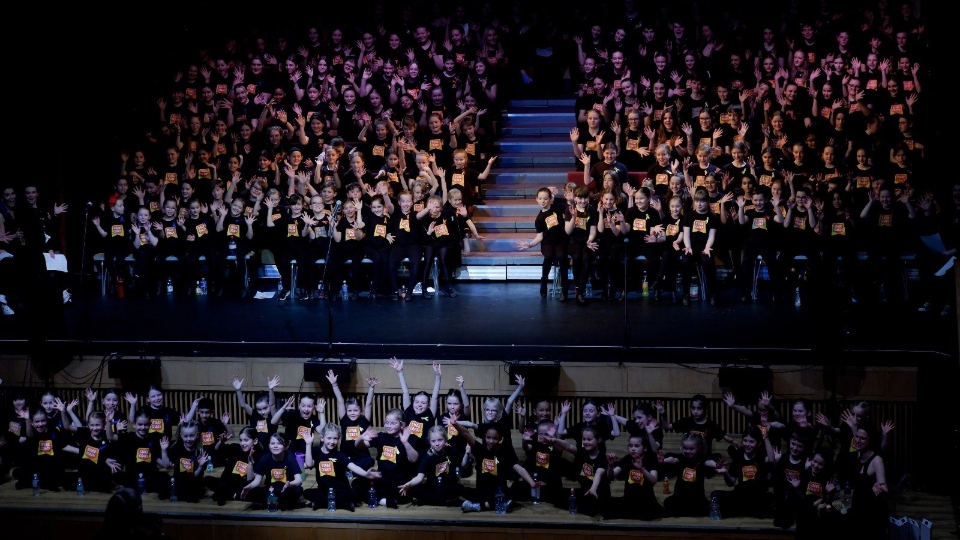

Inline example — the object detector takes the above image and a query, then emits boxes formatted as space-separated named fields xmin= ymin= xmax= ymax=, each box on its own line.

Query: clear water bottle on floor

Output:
xmin=138 ymin=473 xmax=146 ymax=496
xmin=642 ymin=271 xmax=649 ymax=298
xmin=794 ymin=286 xmax=802 ymax=307
xmin=368 ymin=482 xmax=378 ymax=508
xmin=341 ymin=280 xmax=349 ymax=300
xmin=585 ymin=280 xmax=593 ymax=298
xmin=200 ymin=278 xmax=207 ymax=295
xmin=455 ymin=466 xmax=461 ymax=484
xmin=494 ymin=487 xmax=506 ymax=514
xmin=32 ymin=474 xmax=40 ymax=497
xmin=327 ymin=487 xmax=336 ymax=512
xmin=166 ymin=278 xmax=173 ymax=294
xmin=690 ymin=277 xmax=700 ymax=300
xmin=530 ymin=473 xmax=541 ymax=505
xmin=568 ymin=488 xmax=577 ymax=515
xmin=169 ymin=477 xmax=178 ymax=503
xmin=709 ymin=492 xmax=721 ymax=520
xmin=267 ymin=486 xmax=279 ymax=513
xmin=206 ymin=460 xmax=214 ymax=474
xmin=77 ymin=478 xmax=85 ymax=497
xmin=675 ymin=275 xmax=683 ymax=294
xmin=195 ymin=280 xmax=202 ymax=296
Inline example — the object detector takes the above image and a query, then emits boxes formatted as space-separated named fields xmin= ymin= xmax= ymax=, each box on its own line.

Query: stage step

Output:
xmin=502 ymin=111 xmax=570 ymax=125
xmin=501 ymin=125 xmax=571 ymax=136
xmin=509 ymin=98 xmax=577 ymax=108
xmin=498 ymin=153 xmax=575 ymax=166
xmin=473 ymin=216 xmax=535 ymax=232
xmin=498 ymin=138 xmax=572 ymax=153
xmin=490 ymin=169 xmax=570 ymax=184
xmin=472 ymin=200 xmax=539 ymax=216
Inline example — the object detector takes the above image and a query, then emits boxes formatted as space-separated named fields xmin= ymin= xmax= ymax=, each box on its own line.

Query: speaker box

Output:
xmin=718 ymin=366 xmax=772 ymax=402
xmin=507 ymin=362 xmax=561 ymax=393
xmin=108 ymin=358 xmax=162 ymax=382
xmin=304 ymin=359 xmax=356 ymax=385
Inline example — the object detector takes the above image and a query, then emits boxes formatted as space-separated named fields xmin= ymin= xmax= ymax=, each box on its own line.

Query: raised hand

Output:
xmin=389 ymin=357 xmax=403 ymax=372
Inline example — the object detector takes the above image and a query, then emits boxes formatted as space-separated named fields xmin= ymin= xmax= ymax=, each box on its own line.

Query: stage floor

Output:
xmin=2 ymin=281 xmax=957 ymax=363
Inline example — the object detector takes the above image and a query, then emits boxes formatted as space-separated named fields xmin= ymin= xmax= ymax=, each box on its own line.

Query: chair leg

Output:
xmin=551 ymin=261 xmax=560 ymax=297
xmin=751 ymin=258 xmax=761 ymax=301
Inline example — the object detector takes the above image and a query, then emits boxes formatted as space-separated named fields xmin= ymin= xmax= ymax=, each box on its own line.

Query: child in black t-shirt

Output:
xmin=603 ymin=434 xmax=662 ymax=520
xmin=518 ymin=187 xmax=569 ymax=300
xmin=231 ymin=375 xmax=279 ymax=448
xmin=660 ymin=433 xmax=723 ymax=517
xmin=242 ymin=433 xmax=303 ymax=510
xmin=325 ymin=369 xmax=377 ymax=469
xmin=656 ymin=394 xmax=736 ymax=457
xmin=543 ymin=425 xmax=610 ymax=517
xmin=164 ymin=421 xmax=210 ymax=502
xmin=303 ymin=425 xmax=381 ymax=511
xmin=195 ymin=398 xmax=233 ymax=467
xmin=454 ymin=419 xmax=540 ymax=512
xmin=737 ymin=185 xmax=785 ymax=301
xmin=400 ymin=425 xmax=469 ymax=506
xmin=63 ymin=407 xmax=123 ymax=492
xmin=681 ymin=187 xmax=719 ymax=305
xmin=356 ymin=408 xmax=420 ymax=507
xmin=714 ymin=426 xmax=775 ymax=519
xmin=208 ymin=427 xmax=263 ymax=506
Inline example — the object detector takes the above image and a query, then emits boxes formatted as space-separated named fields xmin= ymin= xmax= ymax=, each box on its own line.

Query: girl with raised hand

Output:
xmin=326 ymin=369 xmax=378 ymax=469
xmin=660 ymin=433 xmax=724 ymax=517
xmin=391 ymin=357 xmax=441 ymax=453
xmin=542 ymin=425 xmax=610 ymax=517
xmin=603 ymin=434 xmax=662 ymax=520
xmin=231 ymin=375 xmax=279 ymax=447
xmin=453 ymin=418 xmax=541 ymax=513
xmin=164 ymin=420 xmax=211 ymax=502
xmin=456 ymin=374 xmax=525 ymax=448
xmin=517 ymin=187 xmax=569 ymax=300
xmin=124 ymin=385 xmax=189 ymax=441
xmin=302 ymin=425 xmax=381 ymax=512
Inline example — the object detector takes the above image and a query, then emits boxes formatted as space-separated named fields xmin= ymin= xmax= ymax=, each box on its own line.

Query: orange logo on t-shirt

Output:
xmin=8 ymin=421 xmax=20 ymax=436
xmin=287 ymin=223 xmax=298 ymax=237
xmin=465 ymin=143 xmax=476 ymax=155
xmin=692 ymin=220 xmax=707 ymax=233
xmin=381 ymin=446 xmax=398 ymax=463
xmin=806 ymin=481 xmax=823 ymax=496
xmin=345 ymin=426 xmax=361 ymax=441
xmin=575 ymin=217 xmax=587 ymax=229
xmin=793 ymin=216 xmax=807 ymax=229
xmin=345 ymin=228 xmax=357 ymax=240
xmin=164 ymin=226 xmax=177 ymax=239
xmin=832 ymin=223 xmax=846 ymax=236
xmin=372 ymin=145 xmax=385 ymax=157
xmin=375 ymin=224 xmax=387 ymax=237
xmin=228 ymin=223 xmax=240 ymax=237
xmin=656 ymin=173 xmax=669 ymax=185
xmin=232 ymin=461 xmax=249 ymax=476
xmin=856 ymin=177 xmax=870 ymax=188
xmin=536 ymin=452 xmax=550 ymax=468
xmin=753 ymin=217 xmax=767 ymax=230
xmin=626 ymin=139 xmax=638 ymax=151
xmin=179 ymin=458 xmax=194 ymax=473
xmin=666 ymin=224 xmax=679 ymax=237
xmin=436 ymin=460 xmax=449 ymax=476
xmin=429 ymin=139 xmax=443 ymax=150
xmin=545 ymin=213 xmax=559 ymax=229
xmin=137 ymin=448 xmax=151 ymax=463
xmin=202 ymin=432 xmax=215 ymax=446
xmin=628 ymin=469 xmax=644 ymax=484
xmin=38 ymin=440 xmax=54 ymax=456
xmin=742 ymin=465 xmax=757 ymax=481
xmin=682 ymin=467 xmax=697 ymax=482
xmin=408 ymin=421 xmax=423 ymax=436
xmin=759 ymin=175 xmax=772 ymax=187
xmin=894 ymin=174 xmax=907 ymax=184
xmin=581 ymin=463 xmax=595 ymax=479
xmin=319 ymin=461 xmax=335 ymax=476
xmin=434 ymin=223 xmax=449 ymax=236
xmin=256 ymin=419 xmax=268 ymax=433
xmin=452 ymin=173 xmax=465 ymax=186
xmin=585 ymin=141 xmax=598 ymax=151
xmin=271 ymin=468 xmax=287 ymax=483
xmin=482 ymin=458 xmax=498 ymax=475
xmin=149 ymin=419 xmax=164 ymax=434
xmin=296 ymin=426 xmax=311 ymax=440
xmin=878 ymin=214 xmax=892 ymax=226
xmin=695 ymin=176 xmax=706 ymax=187
xmin=446 ymin=423 xmax=457 ymax=439
xmin=633 ymin=218 xmax=647 ymax=232
xmin=111 ymin=225 xmax=124 ymax=237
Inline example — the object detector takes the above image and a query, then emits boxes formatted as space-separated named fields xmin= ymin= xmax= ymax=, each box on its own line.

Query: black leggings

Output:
xmin=389 ymin=244 xmax=423 ymax=291
xmin=568 ymin=241 xmax=591 ymax=293
xmin=364 ymin=245 xmax=392 ymax=294
xmin=423 ymin=244 xmax=453 ymax=287
xmin=682 ymin=250 xmax=716 ymax=298
xmin=540 ymin=242 xmax=569 ymax=294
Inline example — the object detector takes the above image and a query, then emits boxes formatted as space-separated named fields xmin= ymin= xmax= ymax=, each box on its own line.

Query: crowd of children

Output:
xmin=0 ymin=366 xmax=898 ymax=535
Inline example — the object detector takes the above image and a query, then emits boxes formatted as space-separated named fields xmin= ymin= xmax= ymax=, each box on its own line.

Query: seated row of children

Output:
xmin=0 ymin=364 xmax=892 ymax=534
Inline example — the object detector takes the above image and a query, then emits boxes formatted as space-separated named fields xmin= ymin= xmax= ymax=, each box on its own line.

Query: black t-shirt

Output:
xmin=253 ymin=451 xmax=302 ymax=489
xmin=167 ymin=440 xmax=204 ymax=481
xmin=338 ymin=414 xmax=372 ymax=460
xmin=568 ymin=207 xmax=598 ymax=243
xmin=277 ymin=410 xmax=322 ymax=454
xmin=218 ymin=442 xmax=263 ymax=483
xmin=615 ymin=453 xmax=660 ymax=501
xmin=472 ymin=440 xmax=519 ymax=495
xmin=663 ymin=454 xmax=709 ymax=499
xmin=369 ymin=432 xmax=414 ymax=484
xmin=669 ymin=417 xmax=726 ymax=454
xmin=535 ymin=208 xmax=567 ymax=245
xmin=388 ymin=210 xmax=422 ymax=246
xmin=421 ymin=210 xmax=459 ymax=247
xmin=572 ymin=448 xmax=609 ymax=497
xmin=682 ymin=211 xmax=718 ymax=251
xmin=139 ymin=405 xmax=181 ymax=440
xmin=75 ymin=428 xmax=113 ymax=473
xmin=117 ymin=432 xmax=164 ymax=474
xmin=311 ymin=448 xmax=354 ymax=492
xmin=742 ymin=205 xmax=779 ymax=246
xmin=403 ymin=405 xmax=436 ymax=451
xmin=625 ymin=207 xmax=662 ymax=244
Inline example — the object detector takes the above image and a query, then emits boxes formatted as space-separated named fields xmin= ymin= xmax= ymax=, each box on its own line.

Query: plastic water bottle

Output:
xmin=675 ymin=274 xmax=682 ymax=294
xmin=840 ymin=482 xmax=851 ymax=514
xmin=709 ymin=492 xmax=721 ymax=520
xmin=138 ymin=473 xmax=146 ymax=496
xmin=77 ymin=478 xmax=85 ymax=498
xmin=568 ymin=488 xmax=577 ymax=515
xmin=166 ymin=278 xmax=173 ymax=294
xmin=32 ymin=474 xmax=40 ymax=497
xmin=662 ymin=476 xmax=670 ymax=494
xmin=341 ymin=280 xmax=349 ymax=300
xmin=267 ymin=486 xmax=279 ymax=513
xmin=455 ymin=466 xmax=461 ymax=484
xmin=794 ymin=286 xmax=801 ymax=307
xmin=400 ymin=285 xmax=407 ymax=300
xmin=642 ymin=271 xmax=649 ymax=298
xmin=585 ymin=280 xmax=593 ymax=298
xmin=368 ymin=482 xmax=378 ymax=508
xmin=531 ymin=473 xmax=541 ymax=505
xmin=206 ymin=460 xmax=214 ymax=474
xmin=195 ymin=280 xmax=202 ymax=296
xmin=327 ymin=487 xmax=336 ymax=512
xmin=200 ymin=277 xmax=207 ymax=295
xmin=690 ymin=277 xmax=700 ymax=300
xmin=169 ymin=477 xmax=178 ymax=503
xmin=494 ymin=487 xmax=506 ymax=514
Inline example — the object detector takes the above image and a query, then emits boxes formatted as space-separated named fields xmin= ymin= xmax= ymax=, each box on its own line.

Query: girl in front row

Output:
xmin=660 ymin=433 xmax=723 ymax=517
xmin=542 ymin=425 xmax=610 ymax=517
xmin=208 ymin=427 xmax=263 ymax=506
xmin=452 ymin=417 xmax=541 ymax=512
xmin=518 ymin=187 xmax=569 ymax=300
xmin=303 ymin=425 xmax=381 ymax=511
xmin=356 ymin=408 xmax=420 ymax=508
xmin=391 ymin=358 xmax=441 ymax=452
xmin=164 ymin=420 xmax=211 ymax=502
xmin=241 ymin=433 xmax=303 ymax=510
xmin=604 ymin=434 xmax=662 ymax=520
xmin=400 ymin=425 xmax=469 ymax=506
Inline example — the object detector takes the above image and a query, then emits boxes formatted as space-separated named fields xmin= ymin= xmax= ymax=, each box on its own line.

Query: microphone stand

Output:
xmin=321 ymin=202 xmax=342 ymax=357
xmin=80 ymin=203 xmax=92 ymax=351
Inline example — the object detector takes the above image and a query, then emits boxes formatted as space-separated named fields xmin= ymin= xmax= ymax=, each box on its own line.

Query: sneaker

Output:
xmin=446 ymin=286 xmax=458 ymax=298
xmin=412 ymin=282 xmax=423 ymax=295
xmin=0 ymin=294 xmax=7 ymax=304
xmin=279 ymin=289 xmax=291 ymax=301
xmin=461 ymin=500 xmax=481 ymax=513
xmin=576 ymin=294 xmax=586 ymax=305
xmin=918 ymin=301 xmax=932 ymax=312
xmin=2 ymin=304 xmax=13 ymax=316
xmin=942 ymin=305 xmax=954 ymax=317
xmin=426 ymin=286 xmax=436 ymax=294
xmin=423 ymin=289 xmax=433 ymax=299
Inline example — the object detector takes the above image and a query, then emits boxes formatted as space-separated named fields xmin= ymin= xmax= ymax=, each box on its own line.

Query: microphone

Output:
xmin=86 ymin=201 xmax=94 ymax=207
xmin=333 ymin=200 xmax=342 ymax=210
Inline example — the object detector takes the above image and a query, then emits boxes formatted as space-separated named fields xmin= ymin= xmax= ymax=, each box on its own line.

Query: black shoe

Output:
xmin=279 ymin=289 xmax=291 ymax=300
xmin=560 ymin=291 xmax=567 ymax=302
xmin=346 ymin=501 xmax=355 ymax=512
xmin=386 ymin=498 xmax=399 ymax=509
xmin=709 ymin=295 xmax=716 ymax=306
xmin=423 ymin=290 xmax=433 ymax=299
xmin=310 ymin=501 xmax=319 ymax=511
xmin=446 ymin=286 xmax=458 ymax=298
xmin=540 ymin=288 xmax=547 ymax=298
xmin=350 ymin=291 xmax=360 ymax=301
xmin=404 ymin=292 xmax=413 ymax=301
xmin=576 ymin=294 xmax=586 ymax=305
xmin=682 ymin=295 xmax=690 ymax=306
